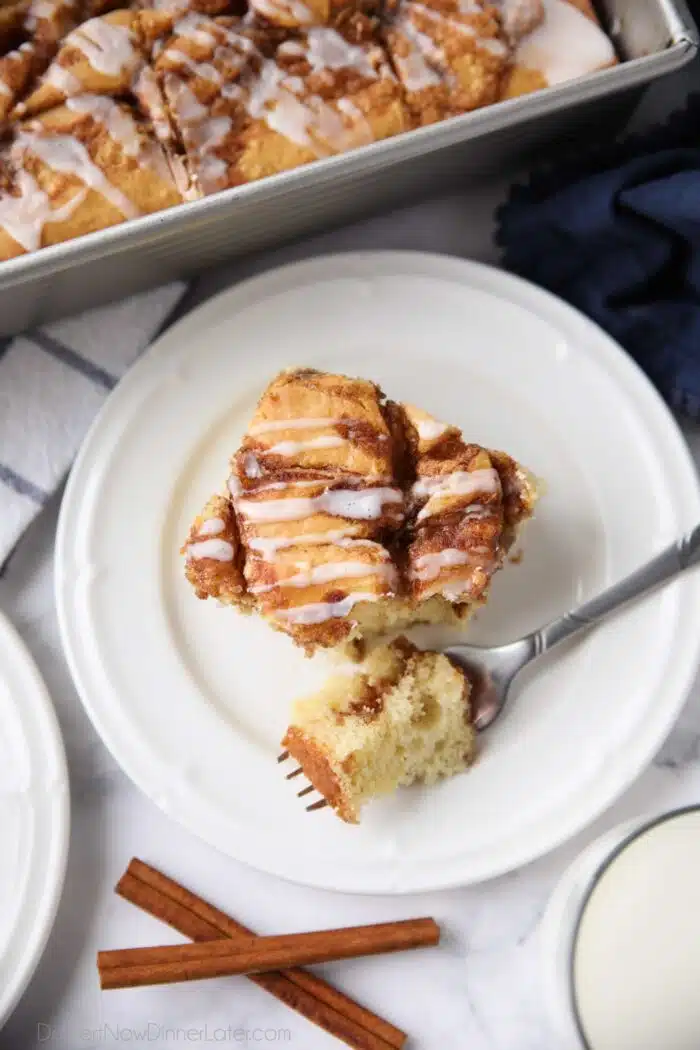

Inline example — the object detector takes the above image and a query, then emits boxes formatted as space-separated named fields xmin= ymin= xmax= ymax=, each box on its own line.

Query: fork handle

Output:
xmin=532 ymin=522 xmax=700 ymax=655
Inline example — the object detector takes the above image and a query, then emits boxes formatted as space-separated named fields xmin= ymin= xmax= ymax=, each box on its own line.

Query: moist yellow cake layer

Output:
xmin=282 ymin=637 xmax=477 ymax=822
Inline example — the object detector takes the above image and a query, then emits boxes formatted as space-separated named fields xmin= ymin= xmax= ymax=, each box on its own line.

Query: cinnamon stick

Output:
xmin=116 ymin=859 xmax=407 ymax=1050
xmin=99 ymin=918 xmax=439 ymax=990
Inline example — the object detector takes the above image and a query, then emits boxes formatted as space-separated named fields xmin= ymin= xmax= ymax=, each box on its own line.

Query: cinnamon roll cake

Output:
xmin=0 ymin=0 xmax=617 ymax=261
xmin=183 ymin=367 xmax=539 ymax=654
xmin=281 ymin=636 xmax=476 ymax=823
xmin=500 ymin=0 xmax=616 ymax=100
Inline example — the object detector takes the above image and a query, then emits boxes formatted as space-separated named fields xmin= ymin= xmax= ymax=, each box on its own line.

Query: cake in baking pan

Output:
xmin=381 ymin=0 xmax=508 ymax=127
xmin=501 ymin=0 xmax=616 ymax=100
xmin=183 ymin=367 xmax=539 ymax=655
xmin=0 ymin=0 xmax=616 ymax=260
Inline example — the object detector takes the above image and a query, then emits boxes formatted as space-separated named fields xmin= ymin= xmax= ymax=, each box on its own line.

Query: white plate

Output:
xmin=0 ymin=610 xmax=69 ymax=1023
xmin=56 ymin=252 xmax=700 ymax=894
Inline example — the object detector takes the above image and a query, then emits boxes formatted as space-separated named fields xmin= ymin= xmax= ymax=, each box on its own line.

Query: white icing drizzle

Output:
xmin=236 ymin=486 xmax=402 ymax=523
xmin=163 ymin=34 xmax=255 ymax=192
xmin=68 ymin=17 xmax=139 ymax=79
xmin=246 ymin=64 xmax=323 ymax=152
xmin=45 ymin=63 xmax=82 ymax=95
xmin=67 ymin=96 xmax=141 ymax=156
xmin=187 ymin=538 xmax=234 ymax=560
xmin=394 ymin=0 xmax=508 ymax=90
xmin=153 ymin=0 xmax=192 ymax=12
xmin=442 ymin=580 xmax=475 ymax=601
xmin=410 ymin=547 xmax=469 ymax=581
xmin=411 ymin=2 xmax=475 ymax=36
xmin=197 ymin=153 xmax=228 ymax=192
xmin=17 ymin=132 xmax=139 ymax=219
xmin=265 ymin=435 xmax=345 ymax=456
xmin=0 ymin=79 xmax=13 ymax=98
xmin=251 ymin=0 xmax=315 ymax=24
xmin=221 ymin=81 xmax=244 ymax=101
xmin=250 ymin=559 xmax=396 ymax=594
xmin=413 ymin=468 xmax=500 ymax=500
xmin=68 ymin=95 xmax=174 ymax=186
xmin=247 ymin=32 xmax=380 ymax=155
xmin=0 ymin=168 xmax=84 ymax=252
xmin=412 ymin=0 xmax=507 ymax=53
xmin=301 ymin=29 xmax=378 ymax=79
xmin=25 ymin=0 xmax=69 ymax=29
xmin=173 ymin=13 xmax=217 ymax=47
xmin=249 ymin=416 xmax=342 ymax=435
xmin=248 ymin=532 xmax=388 ymax=558
xmin=416 ymin=417 xmax=449 ymax=441
xmin=273 ymin=591 xmax=378 ymax=624
xmin=479 ymin=36 xmax=508 ymax=55
xmin=417 ymin=500 xmax=491 ymax=524
xmin=243 ymin=451 xmax=262 ymax=478
xmin=164 ymin=48 xmax=223 ymax=84
xmin=165 ymin=74 xmax=208 ymax=122
xmin=494 ymin=0 xmax=543 ymax=41
xmin=246 ymin=480 xmax=323 ymax=491
xmin=197 ymin=516 xmax=226 ymax=536
xmin=30 ymin=0 xmax=58 ymax=19
xmin=185 ymin=114 xmax=232 ymax=150
xmin=514 ymin=0 xmax=614 ymax=85
xmin=173 ymin=14 xmax=257 ymax=70
xmin=392 ymin=15 xmax=443 ymax=90
xmin=133 ymin=66 xmax=173 ymax=143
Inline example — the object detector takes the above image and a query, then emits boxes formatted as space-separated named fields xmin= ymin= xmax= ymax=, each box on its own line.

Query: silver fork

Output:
xmin=446 ymin=524 xmax=700 ymax=731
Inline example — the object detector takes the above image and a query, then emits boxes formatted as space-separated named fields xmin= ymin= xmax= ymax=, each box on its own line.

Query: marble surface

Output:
xmin=2 ymin=63 xmax=700 ymax=1050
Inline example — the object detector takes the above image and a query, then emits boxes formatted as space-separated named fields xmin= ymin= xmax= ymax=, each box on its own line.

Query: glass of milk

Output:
xmin=540 ymin=806 xmax=700 ymax=1050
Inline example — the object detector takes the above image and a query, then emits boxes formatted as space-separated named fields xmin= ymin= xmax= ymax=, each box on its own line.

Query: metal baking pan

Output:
xmin=0 ymin=0 xmax=696 ymax=336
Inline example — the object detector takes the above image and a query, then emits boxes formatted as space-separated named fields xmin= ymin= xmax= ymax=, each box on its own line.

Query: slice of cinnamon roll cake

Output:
xmin=281 ymin=637 xmax=476 ymax=823
xmin=183 ymin=367 xmax=540 ymax=655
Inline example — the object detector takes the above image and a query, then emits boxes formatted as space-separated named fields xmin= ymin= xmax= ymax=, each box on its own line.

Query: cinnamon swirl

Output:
xmin=183 ymin=367 xmax=540 ymax=654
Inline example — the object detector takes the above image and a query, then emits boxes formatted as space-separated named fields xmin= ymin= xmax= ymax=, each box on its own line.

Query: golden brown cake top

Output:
xmin=182 ymin=493 xmax=247 ymax=600
xmin=382 ymin=0 xmax=507 ymax=126
xmin=492 ymin=0 xmax=543 ymax=42
xmin=248 ymin=0 xmax=379 ymax=31
xmin=0 ymin=0 xmax=618 ymax=262
xmin=237 ymin=368 xmax=398 ymax=479
xmin=16 ymin=9 xmax=146 ymax=118
xmin=226 ymin=369 xmax=404 ymax=647
xmin=403 ymin=402 xmax=505 ymax=603
xmin=0 ymin=94 xmax=182 ymax=257
xmin=501 ymin=0 xmax=615 ymax=99
xmin=184 ymin=368 xmax=539 ymax=653
xmin=144 ymin=13 xmax=406 ymax=193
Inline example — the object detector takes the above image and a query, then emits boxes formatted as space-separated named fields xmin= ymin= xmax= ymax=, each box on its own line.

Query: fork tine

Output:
xmin=286 ymin=766 xmax=303 ymax=780
xmin=297 ymin=783 xmax=315 ymax=798
xmin=277 ymin=750 xmax=289 ymax=763
xmin=306 ymin=798 xmax=329 ymax=812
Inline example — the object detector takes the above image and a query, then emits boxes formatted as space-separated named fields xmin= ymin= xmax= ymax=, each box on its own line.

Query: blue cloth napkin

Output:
xmin=496 ymin=96 xmax=700 ymax=419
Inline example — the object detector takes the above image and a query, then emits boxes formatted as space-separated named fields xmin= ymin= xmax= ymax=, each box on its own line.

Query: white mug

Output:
xmin=540 ymin=805 xmax=700 ymax=1050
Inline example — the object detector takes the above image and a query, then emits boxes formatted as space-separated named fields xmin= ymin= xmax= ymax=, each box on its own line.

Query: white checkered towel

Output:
xmin=0 ymin=282 xmax=186 ymax=570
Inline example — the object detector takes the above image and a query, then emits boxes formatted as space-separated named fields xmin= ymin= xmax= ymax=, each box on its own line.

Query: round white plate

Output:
xmin=56 ymin=252 xmax=700 ymax=893
xmin=0 ymin=610 xmax=69 ymax=1023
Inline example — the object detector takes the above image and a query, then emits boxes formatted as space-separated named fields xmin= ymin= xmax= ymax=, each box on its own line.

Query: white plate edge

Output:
xmin=0 ymin=610 xmax=70 ymax=1024
xmin=55 ymin=251 xmax=700 ymax=893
